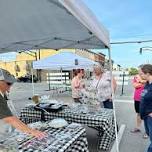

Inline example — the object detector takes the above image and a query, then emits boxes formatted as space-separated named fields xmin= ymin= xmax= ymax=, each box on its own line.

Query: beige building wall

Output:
xmin=0 ymin=49 xmax=74 ymax=77
xmin=0 ymin=49 xmax=59 ymax=77
xmin=75 ymin=49 xmax=105 ymax=64
xmin=0 ymin=60 xmax=29 ymax=77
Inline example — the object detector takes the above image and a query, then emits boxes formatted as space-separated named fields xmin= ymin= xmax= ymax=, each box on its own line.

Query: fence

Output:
xmin=46 ymin=71 xmax=71 ymax=93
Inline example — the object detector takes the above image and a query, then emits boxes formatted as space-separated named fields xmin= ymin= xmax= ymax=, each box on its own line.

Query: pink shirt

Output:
xmin=71 ymin=76 xmax=83 ymax=98
xmin=133 ymin=76 xmax=144 ymax=101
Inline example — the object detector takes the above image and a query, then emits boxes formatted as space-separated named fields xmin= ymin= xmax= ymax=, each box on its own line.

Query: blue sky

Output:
xmin=83 ymin=0 xmax=152 ymax=67
xmin=1 ymin=0 xmax=152 ymax=67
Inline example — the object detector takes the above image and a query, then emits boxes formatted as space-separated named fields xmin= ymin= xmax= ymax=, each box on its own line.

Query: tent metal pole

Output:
xmin=108 ymin=48 xmax=119 ymax=152
xmin=61 ymin=68 xmax=63 ymax=92
xmin=61 ymin=68 xmax=63 ymax=84
xmin=31 ymin=68 xmax=35 ymax=96
xmin=48 ymin=71 xmax=51 ymax=91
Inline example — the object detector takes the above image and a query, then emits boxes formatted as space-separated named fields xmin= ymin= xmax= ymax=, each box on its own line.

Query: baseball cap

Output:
xmin=0 ymin=69 xmax=16 ymax=84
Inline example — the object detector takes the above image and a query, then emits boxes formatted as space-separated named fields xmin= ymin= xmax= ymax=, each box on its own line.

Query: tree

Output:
xmin=129 ymin=67 xmax=138 ymax=75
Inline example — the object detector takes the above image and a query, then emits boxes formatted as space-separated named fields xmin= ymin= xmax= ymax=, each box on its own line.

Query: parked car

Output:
xmin=17 ymin=74 xmax=38 ymax=83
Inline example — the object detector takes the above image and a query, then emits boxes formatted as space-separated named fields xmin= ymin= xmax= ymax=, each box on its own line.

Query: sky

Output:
xmin=83 ymin=0 xmax=152 ymax=67
xmin=0 ymin=0 xmax=152 ymax=68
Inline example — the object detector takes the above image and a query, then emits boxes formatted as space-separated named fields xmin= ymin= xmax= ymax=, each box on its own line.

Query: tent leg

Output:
xmin=48 ymin=79 xmax=51 ymax=91
xmin=31 ymin=68 xmax=35 ymax=96
xmin=108 ymin=48 xmax=119 ymax=152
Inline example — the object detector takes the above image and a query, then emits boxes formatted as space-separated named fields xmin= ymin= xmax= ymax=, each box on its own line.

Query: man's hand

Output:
xmin=30 ymin=129 xmax=47 ymax=139
xmin=3 ymin=116 xmax=47 ymax=139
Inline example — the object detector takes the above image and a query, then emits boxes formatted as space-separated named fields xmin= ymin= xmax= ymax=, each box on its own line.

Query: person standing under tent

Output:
xmin=90 ymin=64 xmax=117 ymax=109
xmin=140 ymin=64 xmax=152 ymax=152
xmin=71 ymin=69 xmax=85 ymax=103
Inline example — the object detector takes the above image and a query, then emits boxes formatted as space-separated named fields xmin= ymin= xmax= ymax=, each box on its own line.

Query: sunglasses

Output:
xmin=6 ymin=82 xmax=12 ymax=86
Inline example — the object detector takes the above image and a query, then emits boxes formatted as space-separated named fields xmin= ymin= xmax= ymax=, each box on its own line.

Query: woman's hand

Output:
xmin=108 ymin=96 xmax=112 ymax=101
xmin=148 ymin=113 xmax=152 ymax=117
xmin=139 ymin=80 xmax=147 ymax=84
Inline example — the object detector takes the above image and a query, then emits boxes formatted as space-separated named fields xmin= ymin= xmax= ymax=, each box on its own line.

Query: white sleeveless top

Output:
xmin=90 ymin=72 xmax=112 ymax=102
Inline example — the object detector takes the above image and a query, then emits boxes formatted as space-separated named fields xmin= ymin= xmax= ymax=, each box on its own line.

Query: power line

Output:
xmin=112 ymin=33 xmax=152 ymax=39
xmin=110 ymin=39 xmax=152 ymax=45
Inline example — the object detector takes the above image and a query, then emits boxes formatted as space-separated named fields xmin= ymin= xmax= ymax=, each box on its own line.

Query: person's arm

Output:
xmin=132 ymin=76 xmax=144 ymax=88
xmin=3 ymin=116 xmax=46 ymax=138
xmin=112 ymin=76 xmax=117 ymax=93
xmin=140 ymin=97 xmax=146 ymax=120
xmin=133 ymin=82 xmax=144 ymax=88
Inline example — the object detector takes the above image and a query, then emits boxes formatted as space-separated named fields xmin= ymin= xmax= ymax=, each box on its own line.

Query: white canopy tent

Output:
xmin=0 ymin=0 xmax=109 ymax=53
xmin=33 ymin=52 xmax=97 ymax=70
xmin=33 ymin=51 xmax=97 ymax=93
xmin=0 ymin=0 xmax=119 ymax=151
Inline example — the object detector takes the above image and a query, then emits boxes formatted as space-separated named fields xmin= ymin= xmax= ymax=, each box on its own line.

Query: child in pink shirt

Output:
xmin=133 ymin=75 xmax=144 ymax=102
xmin=131 ymin=74 xmax=148 ymax=138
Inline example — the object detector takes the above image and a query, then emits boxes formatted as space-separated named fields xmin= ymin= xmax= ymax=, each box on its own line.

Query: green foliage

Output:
xmin=129 ymin=67 xmax=138 ymax=75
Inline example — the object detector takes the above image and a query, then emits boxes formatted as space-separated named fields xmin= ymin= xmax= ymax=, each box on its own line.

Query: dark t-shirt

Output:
xmin=140 ymin=82 xmax=152 ymax=119
xmin=0 ymin=94 xmax=13 ymax=119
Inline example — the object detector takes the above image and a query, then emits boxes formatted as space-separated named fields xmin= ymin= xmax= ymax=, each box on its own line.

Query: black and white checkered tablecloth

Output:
xmin=12 ymin=123 xmax=88 ymax=152
xmin=20 ymin=105 xmax=115 ymax=150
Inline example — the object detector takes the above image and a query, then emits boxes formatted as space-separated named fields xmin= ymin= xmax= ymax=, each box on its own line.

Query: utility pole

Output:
xmin=120 ymin=71 xmax=125 ymax=95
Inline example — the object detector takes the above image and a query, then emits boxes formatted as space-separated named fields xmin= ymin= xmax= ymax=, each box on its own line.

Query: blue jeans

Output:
xmin=144 ymin=116 xmax=152 ymax=152
xmin=103 ymin=99 xmax=113 ymax=109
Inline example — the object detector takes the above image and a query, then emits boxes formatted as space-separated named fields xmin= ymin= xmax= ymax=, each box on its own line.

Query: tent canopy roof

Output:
xmin=0 ymin=0 xmax=110 ymax=53
xmin=33 ymin=51 xmax=97 ymax=70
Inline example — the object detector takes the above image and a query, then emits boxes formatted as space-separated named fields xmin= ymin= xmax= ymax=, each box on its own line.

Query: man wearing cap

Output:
xmin=0 ymin=68 xmax=46 ymax=138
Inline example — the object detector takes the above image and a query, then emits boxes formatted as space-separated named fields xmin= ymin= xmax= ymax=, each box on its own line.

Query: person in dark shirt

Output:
xmin=140 ymin=64 xmax=152 ymax=152
xmin=0 ymin=68 xmax=46 ymax=138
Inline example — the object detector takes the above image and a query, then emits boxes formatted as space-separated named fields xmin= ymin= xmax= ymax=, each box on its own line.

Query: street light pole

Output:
xmin=38 ymin=50 xmax=41 ymax=82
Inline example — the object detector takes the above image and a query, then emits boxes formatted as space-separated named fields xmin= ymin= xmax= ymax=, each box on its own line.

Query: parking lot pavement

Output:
xmin=115 ymin=102 xmax=149 ymax=152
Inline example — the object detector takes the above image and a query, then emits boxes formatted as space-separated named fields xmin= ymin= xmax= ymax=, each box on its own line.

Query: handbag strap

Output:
xmin=95 ymin=76 xmax=102 ymax=89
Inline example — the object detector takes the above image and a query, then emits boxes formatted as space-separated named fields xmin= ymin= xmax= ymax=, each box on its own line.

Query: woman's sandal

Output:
xmin=130 ymin=128 xmax=141 ymax=133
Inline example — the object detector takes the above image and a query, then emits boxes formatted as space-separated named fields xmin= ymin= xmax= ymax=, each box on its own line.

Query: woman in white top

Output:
xmin=71 ymin=69 xmax=85 ymax=103
xmin=91 ymin=65 xmax=117 ymax=109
